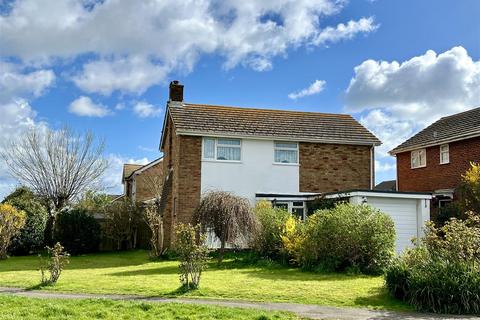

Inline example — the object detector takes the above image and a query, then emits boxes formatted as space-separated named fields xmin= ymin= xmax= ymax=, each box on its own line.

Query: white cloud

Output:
xmin=313 ymin=17 xmax=378 ymax=45
xmin=375 ymin=160 xmax=396 ymax=173
xmin=69 ymin=96 xmax=111 ymax=117
xmin=0 ymin=0 xmax=377 ymax=95
xmin=72 ymin=56 xmax=169 ymax=95
xmin=133 ymin=102 xmax=162 ymax=118
xmin=288 ymin=79 xmax=326 ymax=99
xmin=0 ymin=61 xmax=55 ymax=103
xmin=0 ymin=99 xmax=48 ymax=201
xmin=346 ymin=46 xmax=480 ymax=154
xmin=345 ymin=46 xmax=480 ymax=181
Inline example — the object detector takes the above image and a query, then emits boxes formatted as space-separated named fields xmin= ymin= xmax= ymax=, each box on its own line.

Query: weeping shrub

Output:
xmin=283 ymin=203 xmax=396 ymax=274
xmin=385 ymin=214 xmax=480 ymax=314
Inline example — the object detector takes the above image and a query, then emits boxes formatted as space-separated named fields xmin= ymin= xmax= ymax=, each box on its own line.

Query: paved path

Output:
xmin=0 ymin=287 xmax=476 ymax=320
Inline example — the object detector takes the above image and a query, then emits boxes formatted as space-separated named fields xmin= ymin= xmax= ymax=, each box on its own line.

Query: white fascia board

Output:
xmin=389 ymin=131 xmax=480 ymax=155
xmin=325 ymin=191 xmax=432 ymax=200
xmin=176 ymin=130 xmax=380 ymax=146
xmin=132 ymin=158 xmax=163 ymax=176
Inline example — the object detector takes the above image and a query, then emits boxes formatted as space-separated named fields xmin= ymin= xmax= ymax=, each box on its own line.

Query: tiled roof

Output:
xmin=375 ymin=180 xmax=396 ymax=192
xmin=390 ymin=107 xmax=480 ymax=154
xmin=167 ymin=103 xmax=381 ymax=145
xmin=122 ymin=164 xmax=143 ymax=181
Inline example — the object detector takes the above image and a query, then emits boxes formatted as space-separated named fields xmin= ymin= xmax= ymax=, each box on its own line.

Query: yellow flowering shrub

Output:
xmin=0 ymin=203 xmax=26 ymax=259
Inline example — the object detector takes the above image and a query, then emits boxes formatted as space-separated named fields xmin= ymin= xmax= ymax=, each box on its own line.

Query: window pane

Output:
xmin=217 ymin=146 xmax=240 ymax=160
xmin=203 ymin=138 xmax=215 ymax=159
xmin=218 ymin=138 xmax=241 ymax=146
xmin=275 ymin=142 xmax=297 ymax=149
xmin=275 ymin=150 xmax=298 ymax=163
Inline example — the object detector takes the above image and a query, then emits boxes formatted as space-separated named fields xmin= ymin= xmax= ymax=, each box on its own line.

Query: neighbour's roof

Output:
xmin=374 ymin=180 xmax=397 ymax=192
xmin=122 ymin=157 xmax=163 ymax=181
xmin=166 ymin=103 xmax=381 ymax=146
xmin=123 ymin=164 xmax=142 ymax=180
xmin=390 ymin=107 xmax=480 ymax=154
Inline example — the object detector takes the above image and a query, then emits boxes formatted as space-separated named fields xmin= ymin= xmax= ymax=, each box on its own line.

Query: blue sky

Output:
xmin=1 ymin=0 xmax=479 ymax=199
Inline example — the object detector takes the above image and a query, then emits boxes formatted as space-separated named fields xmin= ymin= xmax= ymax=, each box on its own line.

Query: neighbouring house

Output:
xmin=375 ymin=180 xmax=397 ymax=192
xmin=121 ymin=157 xmax=164 ymax=203
xmin=158 ymin=80 xmax=382 ymax=247
xmin=390 ymin=107 xmax=480 ymax=209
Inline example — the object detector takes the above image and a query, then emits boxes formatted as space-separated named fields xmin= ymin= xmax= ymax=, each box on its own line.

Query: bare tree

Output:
xmin=143 ymin=174 xmax=165 ymax=258
xmin=1 ymin=127 xmax=107 ymax=245
xmin=193 ymin=191 xmax=257 ymax=263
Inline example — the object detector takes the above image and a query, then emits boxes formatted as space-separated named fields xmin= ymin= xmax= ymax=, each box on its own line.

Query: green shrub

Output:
xmin=251 ymin=201 xmax=291 ymax=260
xmin=284 ymin=203 xmax=396 ymax=274
xmin=3 ymin=187 xmax=47 ymax=255
xmin=385 ymin=215 xmax=480 ymax=314
xmin=54 ymin=209 xmax=101 ymax=255
xmin=174 ymin=223 xmax=209 ymax=290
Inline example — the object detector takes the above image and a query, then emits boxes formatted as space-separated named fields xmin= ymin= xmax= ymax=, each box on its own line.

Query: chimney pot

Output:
xmin=169 ymin=80 xmax=184 ymax=102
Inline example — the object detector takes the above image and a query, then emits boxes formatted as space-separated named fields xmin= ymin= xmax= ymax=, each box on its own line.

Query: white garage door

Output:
xmin=366 ymin=197 xmax=418 ymax=253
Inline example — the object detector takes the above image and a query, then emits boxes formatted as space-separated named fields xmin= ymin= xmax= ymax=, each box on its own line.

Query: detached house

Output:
xmin=390 ymin=107 xmax=480 ymax=208
xmin=158 ymin=81 xmax=382 ymax=246
xmin=121 ymin=158 xmax=164 ymax=203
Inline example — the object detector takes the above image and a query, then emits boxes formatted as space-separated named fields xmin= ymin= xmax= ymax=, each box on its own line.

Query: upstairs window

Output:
xmin=274 ymin=142 xmax=298 ymax=164
xmin=203 ymin=137 xmax=241 ymax=161
xmin=411 ymin=149 xmax=426 ymax=169
xmin=440 ymin=144 xmax=449 ymax=164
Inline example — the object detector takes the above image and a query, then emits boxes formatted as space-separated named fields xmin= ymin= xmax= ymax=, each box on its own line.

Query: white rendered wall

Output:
xmin=201 ymin=138 xmax=299 ymax=204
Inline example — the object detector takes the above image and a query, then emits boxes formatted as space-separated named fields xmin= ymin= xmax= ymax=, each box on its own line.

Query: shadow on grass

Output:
xmin=109 ymin=264 xmax=179 ymax=276
xmin=0 ymin=250 xmax=152 ymax=272
xmin=353 ymin=286 xmax=412 ymax=312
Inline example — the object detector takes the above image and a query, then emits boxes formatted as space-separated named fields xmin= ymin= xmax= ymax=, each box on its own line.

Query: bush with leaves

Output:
xmin=0 ymin=203 xmax=26 ymax=259
xmin=39 ymin=242 xmax=70 ymax=285
xmin=251 ymin=201 xmax=291 ymax=260
xmin=193 ymin=191 xmax=257 ymax=263
xmin=103 ymin=200 xmax=142 ymax=250
xmin=385 ymin=214 xmax=480 ymax=314
xmin=283 ymin=203 xmax=396 ymax=274
xmin=174 ymin=223 xmax=209 ymax=290
xmin=54 ymin=208 xmax=101 ymax=255
xmin=2 ymin=187 xmax=47 ymax=255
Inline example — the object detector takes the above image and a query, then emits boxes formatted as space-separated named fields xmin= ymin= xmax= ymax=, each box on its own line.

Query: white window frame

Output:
xmin=273 ymin=200 xmax=306 ymax=221
xmin=439 ymin=144 xmax=449 ymax=165
xmin=202 ymin=137 xmax=242 ymax=162
xmin=411 ymin=148 xmax=426 ymax=169
xmin=273 ymin=141 xmax=299 ymax=164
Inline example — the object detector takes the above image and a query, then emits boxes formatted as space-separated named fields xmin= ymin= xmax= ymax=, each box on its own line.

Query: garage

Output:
xmin=325 ymin=190 xmax=432 ymax=253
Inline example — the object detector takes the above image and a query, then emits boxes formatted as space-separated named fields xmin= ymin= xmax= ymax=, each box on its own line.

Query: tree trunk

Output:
xmin=218 ymin=235 xmax=226 ymax=264
xmin=44 ymin=213 xmax=56 ymax=246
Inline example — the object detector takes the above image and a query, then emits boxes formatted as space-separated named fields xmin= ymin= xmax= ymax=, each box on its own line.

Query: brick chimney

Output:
xmin=169 ymin=80 xmax=184 ymax=102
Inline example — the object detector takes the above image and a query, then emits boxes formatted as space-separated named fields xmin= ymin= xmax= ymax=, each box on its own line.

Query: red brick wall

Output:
xmin=133 ymin=160 xmax=164 ymax=202
xmin=299 ymin=142 xmax=373 ymax=193
xmin=397 ymin=136 xmax=480 ymax=192
xmin=162 ymin=117 xmax=201 ymax=247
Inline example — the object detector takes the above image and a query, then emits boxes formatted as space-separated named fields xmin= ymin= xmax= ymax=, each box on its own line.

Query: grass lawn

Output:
xmin=0 ymin=250 xmax=408 ymax=311
xmin=0 ymin=295 xmax=301 ymax=320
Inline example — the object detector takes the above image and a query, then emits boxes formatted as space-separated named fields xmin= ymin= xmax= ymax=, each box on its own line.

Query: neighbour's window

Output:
xmin=440 ymin=144 xmax=449 ymax=164
xmin=203 ymin=137 xmax=241 ymax=161
xmin=274 ymin=142 xmax=298 ymax=164
xmin=411 ymin=149 xmax=426 ymax=169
